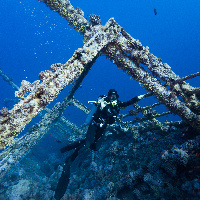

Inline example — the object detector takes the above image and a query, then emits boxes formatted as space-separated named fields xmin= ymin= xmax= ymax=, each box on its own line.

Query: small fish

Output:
xmin=154 ymin=8 xmax=157 ymax=15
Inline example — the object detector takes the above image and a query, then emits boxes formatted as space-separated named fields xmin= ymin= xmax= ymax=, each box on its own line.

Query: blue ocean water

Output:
xmin=1 ymin=1 xmax=200 ymax=199
xmin=0 ymin=0 xmax=200 ymax=125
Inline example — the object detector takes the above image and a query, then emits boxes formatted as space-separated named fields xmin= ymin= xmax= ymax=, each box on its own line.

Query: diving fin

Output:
xmin=54 ymin=163 xmax=71 ymax=200
xmin=60 ymin=139 xmax=85 ymax=153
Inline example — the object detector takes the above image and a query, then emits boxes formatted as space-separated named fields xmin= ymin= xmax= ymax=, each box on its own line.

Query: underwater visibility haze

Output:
xmin=0 ymin=0 xmax=200 ymax=199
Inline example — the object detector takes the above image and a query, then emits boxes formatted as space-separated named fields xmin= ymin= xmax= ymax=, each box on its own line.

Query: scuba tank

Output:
xmin=85 ymin=104 xmax=97 ymax=125
xmin=86 ymin=96 xmax=107 ymax=125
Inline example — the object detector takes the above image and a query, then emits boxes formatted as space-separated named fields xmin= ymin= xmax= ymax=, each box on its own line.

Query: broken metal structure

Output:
xmin=0 ymin=0 xmax=200 ymax=181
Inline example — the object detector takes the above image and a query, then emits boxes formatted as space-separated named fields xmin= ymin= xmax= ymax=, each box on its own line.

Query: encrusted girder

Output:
xmin=38 ymin=0 xmax=89 ymax=34
xmin=0 ymin=19 xmax=118 ymax=150
xmin=103 ymin=41 xmax=200 ymax=129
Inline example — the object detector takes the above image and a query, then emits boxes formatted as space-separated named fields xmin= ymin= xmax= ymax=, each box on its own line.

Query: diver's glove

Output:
xmin=100 ymin=123 xmax=104 ymax=128
xmin=137 ymin=92 xmax=153 ymax=101
xmin=129 ymin=94 xmax=145 ymax=105
xmin=94 ymin=117 xmax=106 ymax=128
xmin=99 ymin=118 xmax=106 ymax=128
xmin=137 ymin=94 xmax=146 ymax=100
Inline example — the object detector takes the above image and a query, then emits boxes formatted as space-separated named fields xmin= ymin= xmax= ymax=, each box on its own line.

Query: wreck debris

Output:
xmin=0 ymin=69 xmax=19 ymax=91
xmin=0 ymin=18 xmax=117 ymax=150
xmin=0 ymin=0 xmax=199 ymax=185
xmin=172 ymin=72 xmax=200 ymax=84
xmin=0 ymin=0 xmax=199 ymax=149
xmin=103 ymin=39 xmax=200 ymax=128
xmin=0 ymin=69 xmax=90 ymax=181
xmin=38 ymin=0 xmax=89 ymax=34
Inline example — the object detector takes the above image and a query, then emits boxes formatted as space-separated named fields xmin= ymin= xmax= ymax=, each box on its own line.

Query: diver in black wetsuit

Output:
xmin=54 ymin=89 xmax=145 ymax=200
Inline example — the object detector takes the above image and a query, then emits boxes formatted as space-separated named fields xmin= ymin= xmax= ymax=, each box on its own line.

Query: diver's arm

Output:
xmin=119 ymin=94 xmax=146 ymax=107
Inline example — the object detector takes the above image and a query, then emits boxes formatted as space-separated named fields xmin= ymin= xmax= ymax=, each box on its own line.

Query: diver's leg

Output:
xmin=60 ymin=139 xmax=85 ymax=153
xmin=55 ymin=124 xmax=99 ymax=199
xmin=85 ymin=123 xmax=98 ymax=148
xmin=90 ymin=126 xmax=106 ymax=151
xmin=94 ymin=131 xmax=105 ymax=150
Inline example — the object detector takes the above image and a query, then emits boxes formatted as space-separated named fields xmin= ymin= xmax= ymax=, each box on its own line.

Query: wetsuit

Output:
xmin=54 ymin=95 xmax=139 ymax=200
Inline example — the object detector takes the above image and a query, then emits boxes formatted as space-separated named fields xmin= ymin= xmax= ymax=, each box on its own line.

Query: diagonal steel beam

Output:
xmin=0 ymin=19 xmax=117 ymax=150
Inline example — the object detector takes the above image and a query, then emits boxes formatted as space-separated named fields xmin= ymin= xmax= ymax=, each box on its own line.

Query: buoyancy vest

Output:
xmin=93 ymin=96 xmax=120 ymax=125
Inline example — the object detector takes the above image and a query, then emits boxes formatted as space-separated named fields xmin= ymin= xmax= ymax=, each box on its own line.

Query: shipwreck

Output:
xmin=0 ymin=0 xmax=199 ymax=199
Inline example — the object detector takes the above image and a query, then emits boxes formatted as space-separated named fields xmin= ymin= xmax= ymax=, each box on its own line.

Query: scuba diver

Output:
xmin=54 ymin=89 xmax=145 ymax=200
